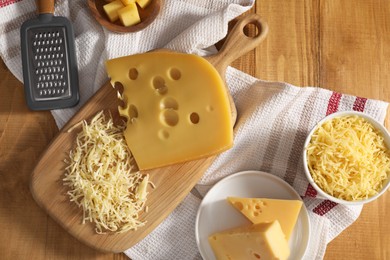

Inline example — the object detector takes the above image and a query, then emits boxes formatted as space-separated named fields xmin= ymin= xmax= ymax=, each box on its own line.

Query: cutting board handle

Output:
xmin=36 ymin=0 xmax=54 ymax=15
xmin=208 ymin=13 xmax=268 ymax=75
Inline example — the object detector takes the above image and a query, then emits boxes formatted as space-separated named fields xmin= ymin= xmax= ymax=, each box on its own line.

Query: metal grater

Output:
xmin=29 ymin=28 xmax=70 ymax=100
xmin=21 ymin=0 xmax=79 ymax=111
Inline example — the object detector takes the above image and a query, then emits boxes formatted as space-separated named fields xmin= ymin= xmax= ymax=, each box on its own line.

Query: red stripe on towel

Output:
xmin=353 ymin=97 xmax=367 ymax=112
xmin=304 ymin=92 xmax=342 ymax=199
xmin=326 ymin=92 xmax=342 ymax=115
xmin=313 ymin=200 xmax=338 ymax=216
xmin=0 ymin=0 xmax=22 ymax=8
xmin=304 ymin=184 xmax=317 ymax=197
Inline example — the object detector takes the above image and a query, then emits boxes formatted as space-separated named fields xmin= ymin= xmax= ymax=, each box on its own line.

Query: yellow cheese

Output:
xmin=105 ymin=52 xmax=233 ymax=170
xmin=121 ymin=0 xmax=136 ymax=5
xmin=63 ymin=111 xmax=149 ymax=234
xmin=118 ymin=3 xmax=141 ymax=27
xmin=306 ymin=115 xmax=390 ymax=201
xmin=103 ymin=0 xmax=124 ymax=22
xmin=208 ymin=221 xmax=290 ymax=260
xmin=136 ymin=0 xmax=151 ymax=8
xmin=228 ymin=197 xmax=302 ymax=240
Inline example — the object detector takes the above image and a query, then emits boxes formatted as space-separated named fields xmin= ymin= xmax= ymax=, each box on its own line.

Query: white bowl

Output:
xmin=303 ymin=111 xmax=390 ymax=205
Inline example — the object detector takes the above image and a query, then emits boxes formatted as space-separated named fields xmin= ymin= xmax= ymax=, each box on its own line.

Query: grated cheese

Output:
xmin=63 ymin=110 xmax=150 ymax=234
xmin=306 ymin=115 xmax=390 ymax=201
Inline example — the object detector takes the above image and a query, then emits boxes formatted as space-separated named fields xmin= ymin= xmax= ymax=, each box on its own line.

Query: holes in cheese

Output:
xmin=158 ymin=129 xmax=170 ymax=140
xmin=105 ymin=51 xmax=233 ymax=170
xmin=128 ymin=104 xmax=138 ymax=123
xmin=152 ymin=76 xmax=168 ymax=95
xmin=169 ymin=68 xmax=181 ymax=80
xmin=160 ymin=97 xmax=179 ymax=110
xmin=129 ymin=68 xmax=138 ymax=80
xmin=189 ymin=112 xmax=200 ymax=124
xmin=114 ymin=81 xmax=124 ymax=93
xmin=161 ymin=109 xmax=179 ymax=127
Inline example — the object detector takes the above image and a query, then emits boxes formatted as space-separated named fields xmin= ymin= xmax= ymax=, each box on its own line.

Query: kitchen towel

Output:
xmin=0 ymin=0 xmax=388 ymax=259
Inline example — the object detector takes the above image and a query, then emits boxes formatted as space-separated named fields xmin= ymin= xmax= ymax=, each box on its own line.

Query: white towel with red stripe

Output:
xmin=0 ymin=0 xmax=388 ymax=259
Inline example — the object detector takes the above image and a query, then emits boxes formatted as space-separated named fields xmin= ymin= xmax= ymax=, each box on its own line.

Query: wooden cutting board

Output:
xmin=29 ymin=14 xmax=268 ymax=253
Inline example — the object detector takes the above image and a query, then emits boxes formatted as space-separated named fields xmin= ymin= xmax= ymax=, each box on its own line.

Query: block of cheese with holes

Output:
xmin=208 ymin=221 xmax=290 ymax=260
xmin=105 ymin=51 xmax=233 ymax=170
xmin=227 ymin=197 xmax=302 ymax=240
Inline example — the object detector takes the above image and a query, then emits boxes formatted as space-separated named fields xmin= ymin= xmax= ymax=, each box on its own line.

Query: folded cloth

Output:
xmin=124 ymin=67 xmax=388 ymax=260
xmin=0 ymin=0 xmax=388 ymax=259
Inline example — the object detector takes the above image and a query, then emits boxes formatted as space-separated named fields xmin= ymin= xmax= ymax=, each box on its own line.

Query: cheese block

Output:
xmin=103 ymin=0 xmax=124 ymax=22
xmin=208 ymin=221 xmax=290 ymax=260
xmin=121 ymin=0 xmax=135 ymax=5
xmin=136 ymin=0 xmax=151 ymax=8
xmin=118 ymin=2 xmax=141 ymax=27
xmin=227 ymin=197 xmax=302 ymax=240
xmin=105 ymin=52 xmax=233 ymax=170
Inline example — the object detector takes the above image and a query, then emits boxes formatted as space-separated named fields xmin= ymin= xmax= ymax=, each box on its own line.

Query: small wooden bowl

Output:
xmin=87 ymin=0 xmax=161 ymax=33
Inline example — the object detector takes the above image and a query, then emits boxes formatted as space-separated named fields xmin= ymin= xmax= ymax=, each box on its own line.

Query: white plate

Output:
xmin=195 ymin=170 xmax=311 ymax=260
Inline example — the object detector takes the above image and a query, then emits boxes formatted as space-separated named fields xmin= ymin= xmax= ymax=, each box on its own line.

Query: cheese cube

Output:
xmin=227 ymin=197 xmax=303 ymax=240
xmin=105 ymin=52 xmax=233 ymax=170
xmin=118 ymin=3 xmax=141 ymax=27
xmin=208 ymin=221 xmax=290 ymax=260
xmin=103 ymin=0 xmax=124 ymax=22
xmin=120 ymin=0 xmax=136 ymax=5
xmin=136 ymin=0 xmax=151 ymax=8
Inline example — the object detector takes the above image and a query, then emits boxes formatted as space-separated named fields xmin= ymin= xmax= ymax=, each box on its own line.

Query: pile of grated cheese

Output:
xmin=63 ymin=110 xmax=150 ymax=234
xmin=306 ymin=115 xmax=390 ymax=201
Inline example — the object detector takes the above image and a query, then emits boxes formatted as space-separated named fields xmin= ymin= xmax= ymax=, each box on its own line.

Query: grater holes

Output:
xmin=31 ymin=29 xmax=69 ymax=99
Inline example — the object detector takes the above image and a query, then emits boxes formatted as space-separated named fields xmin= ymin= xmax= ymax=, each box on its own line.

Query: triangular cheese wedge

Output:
xmin=208 ymin=221 xmax=290 ymax=260
xmin=105 ymin=52 xmax=233 ymax=170
xmin=227 ymin=197 xmax=302 ymax=240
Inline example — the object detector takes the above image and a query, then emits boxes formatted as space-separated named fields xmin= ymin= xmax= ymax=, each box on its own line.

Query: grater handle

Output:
xmin=36 ymin=0 xmax=54 ymax=15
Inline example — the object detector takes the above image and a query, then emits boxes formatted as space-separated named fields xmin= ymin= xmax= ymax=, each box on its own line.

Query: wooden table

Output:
xmin=0 ymin=0 xmax=389 ymax=259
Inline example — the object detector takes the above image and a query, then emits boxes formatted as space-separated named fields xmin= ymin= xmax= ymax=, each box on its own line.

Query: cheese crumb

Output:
xmin=63 ymin=110 xmax=149 ymax=234
xmin=306 ymin=115 xmax=390 ymax=201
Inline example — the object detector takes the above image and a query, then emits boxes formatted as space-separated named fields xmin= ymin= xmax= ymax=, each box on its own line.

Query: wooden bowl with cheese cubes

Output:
xmin=87 ymin=0 xmax=161 ymax=33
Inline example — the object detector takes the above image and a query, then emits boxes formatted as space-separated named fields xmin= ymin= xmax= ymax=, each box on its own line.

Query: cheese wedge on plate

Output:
xmin=208 ymin=221 xmax=290 ymax=260
xmin=227 ymin=197 xmax=302 ymax=240
xmin=105 ymin=52 xmax=233 ymax=170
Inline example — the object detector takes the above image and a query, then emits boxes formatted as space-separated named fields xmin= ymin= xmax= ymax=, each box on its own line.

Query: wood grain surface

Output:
xmin=0 ymin=0 xmax=389 ymax=259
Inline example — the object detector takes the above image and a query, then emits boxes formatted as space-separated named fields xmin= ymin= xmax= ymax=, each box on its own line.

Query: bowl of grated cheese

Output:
xmin=303 ymin=111 xmax=390 ymax=205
